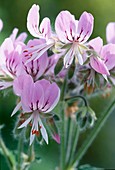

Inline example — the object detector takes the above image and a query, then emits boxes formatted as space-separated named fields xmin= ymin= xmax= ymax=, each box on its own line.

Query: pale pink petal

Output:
xmin=102 ymin=74 xmax=108 ymax=81
xmin=35 ymin=54 xmax=48 ymax=79
xmin=16 ymin=32 xmax=27 ymax=43
xmin=77 ymin=12 xmax=94 ymax=43
xmin=90 ymin=56 xmax=110 ymax=75
xmin=30 ymin=111 xmax=39 ymax=145
xmin=106 ymin=22 xmax=115 ymax=44
xmin=26 ymin=43 xmax=53 ymax=64
xmin=40 ymin=17 xmax=51 ymax=40
xmin=41 ymin=82 xmax=60 ymax=113
xmin=21 ymin=77 xmax=34 ymax=113
xmin=10 ymin=28 xmax=19 ymax=41
xmin=64 ymin=47 xmax=75 ymax=68
xmin=31 ymin=82 xmax=44 ymax=111
xmin=100 ymin=44 xmax=115 ymax=70
xmin=27 ymin=4 xmax=41 ymax=38
xmin=22 ymin=39 xmax=49 ymax=80
xmin=47 ymin=117 xmax=60 ymax=144
xmin=76 ymin=47 xmax=84 ymax=65
xmin=0 ymin=19 xmax=3 ymax=32
xmin=38 ymin=79 xmax=51 ymax=94
xmin=52 ymin=134 xmax=60 ymax=144
xmin=13 ymin=75 xmax=32 ymax=96
xmin=38 ymin=116 xmax=48 ymax=144
xmin=44 ymin=53 xmax=60 ymax=76
xmin=30 ymin=130 xmax=35 ymax=146
xmin=88 ymin=37 xmax=103 ymax=54
xmin=55 ymin=10 xmax=76 ymax=43
xmin=3 ymin=43 xmax=22 ymax=77
xmin=18 ymin=114 xmax=33 ymax=129
xmin=0 ymin=81 xmax=13 ymax=90
xmin=0 ymin=38 xmax=14 ymax=60
xmin=21 ymin=77 xmax=44 ymax=112
xmin=11 ymin=101 xmax=22 ymax=117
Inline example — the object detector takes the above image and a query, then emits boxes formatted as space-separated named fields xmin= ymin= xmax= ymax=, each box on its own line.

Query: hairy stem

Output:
xmin=17 ymin=133 xmax=24 ymax=170
xmin=60 ymin=101 xmax=66 ymax=170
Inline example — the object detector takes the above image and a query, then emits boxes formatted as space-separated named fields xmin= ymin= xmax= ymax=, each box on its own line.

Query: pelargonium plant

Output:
xmin=0 ymin=4 xmax=115 ymax=170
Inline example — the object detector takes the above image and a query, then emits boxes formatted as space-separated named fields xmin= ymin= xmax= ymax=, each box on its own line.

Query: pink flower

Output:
xmin=88 ymin=37 xmax=110 ymax=75
xmin=106 ymin=22 xmax=115 ymax=44
xmin=55 ymin=10 xmax=94 ymax=67
xmin=22 ymin=39 xmax=49 ymax=80
xmin=26 ymin=4 xmax=56 ymax=63
xmin=0 ymin=38 xmax=23 ymax=90
xmin=13 ymin=75 xmax=60 ymax=145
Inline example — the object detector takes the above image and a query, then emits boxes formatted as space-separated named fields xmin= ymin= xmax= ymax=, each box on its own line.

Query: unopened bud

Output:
xmin=76 ymin=106 xmax=96 ymax=131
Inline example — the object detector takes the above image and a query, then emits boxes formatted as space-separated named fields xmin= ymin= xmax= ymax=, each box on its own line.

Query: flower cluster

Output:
xmin=0 ymin=4 xmax=115 ymax=145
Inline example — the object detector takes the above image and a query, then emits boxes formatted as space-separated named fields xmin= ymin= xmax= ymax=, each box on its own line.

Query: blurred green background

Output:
xmin=0 ymin=0 xmax=115 ymax=169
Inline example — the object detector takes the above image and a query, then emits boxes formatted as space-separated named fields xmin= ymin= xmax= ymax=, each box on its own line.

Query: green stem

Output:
xmin=70 ymin=99 xmax=115 ymax=168
xmin=17 ymin=133 xmax=24 ymax=170
xmin=60 ymin=75 xmax=68 ymax=170
xmin=60 ymin=101 xmax=66 ymax=170
xmin=68 ymin=124 xmax=80 ymax=166
xmin=66 ymin=117 xmax=74 ymax=164
xmin=65 ymin=95 xmax=88 ymax=107
xmin=0 ymin=137 xmax=16 ymax=170
xmin=28 ymin=144 xmax=35 ymax=162
xmin=65 ymin=117 xmax=71 ymax=149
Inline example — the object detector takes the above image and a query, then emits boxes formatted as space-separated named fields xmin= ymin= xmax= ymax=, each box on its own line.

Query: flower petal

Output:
xmin=90 ymin=56 xmax=110 ymax=75
xmin=47 ymin=117 xmax=60 ymax=144
xmin=64 ymin=47 xmax=75 ymax=68
xmin=16 ymin=32 xmax=28 ymax=43
xmin=27 ymin=4 xmax=41 ymax=38
xmin=52 ymin=134 xmax=60 ymax=144
xmin=13 ymin=74 xmax=32 ymax=96
xmin=88 ymin=37 xmax=103 ymax=54
xmin=10 ymin=28 xmax=19 ymax=42
xmin=26 ymin=43 xmax=53 ymax=64
xmin=55 ymin=10 xmax=76 ymax=43
xmin=77 ymin=12 xmax=94 ymax=43
xmin=30 ymin=111 xmax=39 ymax=145
xmin=106 ymin=22 xmax=115 ymax=44
xmin=41 ymin=82 xmax=60 ymax=113
xmin=100 ymin=44 xmax=115 ymax=70
xmin=38 ymin=116 xmax=48 ymax=144
xmin=11 ymin=101 xmax=22 ymax=117
xmin=0 ymin=81 xmax=13 ymax=90
xmin=76 ymin=46 xmax=84 ymax=65
xmin=18 ymin=114 xmax=33 ymax=129
xmin=40 ymin=17 xmax=51 ymax=40
xmin=0 ymin=19 xmax=3 ymax=32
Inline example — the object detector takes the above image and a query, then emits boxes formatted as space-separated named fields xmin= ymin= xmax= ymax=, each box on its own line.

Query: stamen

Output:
xmin=32 ymin=129 xmax=40 ymax=136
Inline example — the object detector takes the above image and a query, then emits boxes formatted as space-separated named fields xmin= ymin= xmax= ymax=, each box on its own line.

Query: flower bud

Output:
xmin=76 ymin=106 xmax=96 ymax=131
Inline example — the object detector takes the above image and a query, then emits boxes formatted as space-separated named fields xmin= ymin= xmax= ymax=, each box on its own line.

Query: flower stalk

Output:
xmin=69 ymin=99 xmax=115 ymax=168
xmin=0 ymin=137 xmax=16 ymax=170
